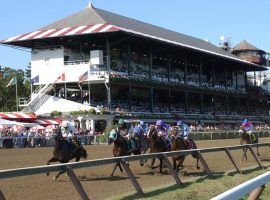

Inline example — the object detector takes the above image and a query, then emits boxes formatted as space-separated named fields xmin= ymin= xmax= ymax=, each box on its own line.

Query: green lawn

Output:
xmin=110 ymin=168 xmax=270 ymax=200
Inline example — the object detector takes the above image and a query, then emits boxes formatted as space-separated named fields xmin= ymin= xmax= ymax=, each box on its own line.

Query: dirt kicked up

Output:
xmin=1 ymin=138 xmax=270 ymax=200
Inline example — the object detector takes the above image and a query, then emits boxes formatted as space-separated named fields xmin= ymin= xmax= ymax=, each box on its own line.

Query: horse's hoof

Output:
xmin=110 ymin=174 xmax=113 ymax=177
xmin=197 ymin=166 xmax=200 ymax=170
xmin=53 ymin=176 xmax=58 ymax=181
xmin=46 ymin=172 xmax=49 ymax=176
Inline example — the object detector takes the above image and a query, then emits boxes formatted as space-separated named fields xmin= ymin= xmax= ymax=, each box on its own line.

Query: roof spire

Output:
xmin=87 ymin=0 xmax=93 ymax=8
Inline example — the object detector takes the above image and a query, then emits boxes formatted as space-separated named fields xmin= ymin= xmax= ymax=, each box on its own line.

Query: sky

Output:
xmin=0 ymin=0 xmax=269 ymax=70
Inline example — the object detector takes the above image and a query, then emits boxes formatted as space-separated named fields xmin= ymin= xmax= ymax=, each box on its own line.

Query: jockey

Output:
xmin=155 ymin=120 xmax=171 ymax=150
xmin=176 ymin=120 xmax=192 ymax=149
xmin=241 ymin=118 xmax=256 ymax=142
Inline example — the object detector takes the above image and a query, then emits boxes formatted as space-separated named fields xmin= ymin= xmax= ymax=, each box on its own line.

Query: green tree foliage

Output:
xmin=0 ymin=66 xmax=31 ymax=111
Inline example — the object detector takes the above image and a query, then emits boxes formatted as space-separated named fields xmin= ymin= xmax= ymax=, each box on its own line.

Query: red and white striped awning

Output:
xmin=0 ymin=112 xmax=37 ymax=120
xmin=35 ymin=119 xmax=62 ymax=126
xmin=1 ymin=23 xmax=119 ymax=43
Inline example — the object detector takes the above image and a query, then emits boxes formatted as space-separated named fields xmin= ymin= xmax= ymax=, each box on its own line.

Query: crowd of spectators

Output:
xmin=0 ymin=128 xmax=101 ymax=149
xmin=109 ymin=70 xmax=245 ymax=94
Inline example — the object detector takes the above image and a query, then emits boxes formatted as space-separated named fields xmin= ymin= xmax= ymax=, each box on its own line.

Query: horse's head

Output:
xmin=108 ymin=129 xmax=117 ymax=145
xmin=171 ymin=126 xmax=178 ymax=137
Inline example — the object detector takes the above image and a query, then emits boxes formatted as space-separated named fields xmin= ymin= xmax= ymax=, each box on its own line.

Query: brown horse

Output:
xmin=47 ymin=136 xmax=87 ymax=180
xmin=108 ymin=129 xmax=143 ymax=176
xmin=239 ymin=127 xmax=260 ymax=161
xmin=147 ymin=125 xmax=168 ymax=173
xmin=171 ymin=126 xmax=200 ymax=171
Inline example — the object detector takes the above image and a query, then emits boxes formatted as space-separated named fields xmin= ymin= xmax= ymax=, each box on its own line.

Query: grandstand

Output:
xmin=1 ymin=3 xmax=269 ymax=126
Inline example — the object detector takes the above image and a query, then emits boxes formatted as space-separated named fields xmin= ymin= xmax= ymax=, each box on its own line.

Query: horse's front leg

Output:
xmin=53 ymin=168 xmax=67 ymax=181
xmin=242 ymin=148 xmax=248 ymax=162
xmin=159 ymin=157 xmax=163 ymax=173
xmin=151 ymin=158 xmax=156 ymax=169
xmin=47 ymin=157 xmax=58 ymax=176
xmin=256 ymin=146 xmax=260 ymax=156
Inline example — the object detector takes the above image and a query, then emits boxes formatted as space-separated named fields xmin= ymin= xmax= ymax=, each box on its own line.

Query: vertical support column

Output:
xmin=235 ymin=72 xmax=238 ymax=90
xmin=224 ymin=148 xmax=242 ymax=174
xmin=128 ymin=85 xmax=132 ymax=111
xmin=184 ymin=56 xmax=187 ymax=84
xmin=244 ymin=71 xmax=248 ymax=91
xmin=168 ymin=89 xmax=171 ymax=113
xmin=150 ymin=87 xmax=154 ymax=113
xmin=185 ymin=91 xmax=188 ymax=114
xmin=253 ymin=71 xmax=256 ymax=86
xmin=121 ymin=160 xmax=144 ymax=195
xmin=128 ymin=41 xmax=131 ymax=76
xmin=149 ymin=48 xmax=153 ymax=80
xmin=213 ymin=95 xmax=216 ymax=116
xmin=199 ymin=60 xmax=202 ymax=86
xmin=248 ymin=146 xmax=264 ymax=169
xmin=106 ymin=37 xmax=111 ymax=111
xmin=162 ymin=155 xmax=182 ymax=185
xmin=247 ymin=98 xmax=250 ymax=115
xmin=67 ymin=168 xmax=89 ymax=200
xmin=168 ymin=55 xmax=171 ymax=82
xmin=225 ymin=66 xmax=228 ymax=89
xmin=226 ymin=96 xmax=229 ymax=115
xmin=200 ymin=93 xmax=203 ymax=114
xmin=236 ymin=97 xmax=240 ymax=115
xmin=212 ymin=62 xmax=215 ymax=86
xmin=197 ymin=152 xmax=212 ymax=176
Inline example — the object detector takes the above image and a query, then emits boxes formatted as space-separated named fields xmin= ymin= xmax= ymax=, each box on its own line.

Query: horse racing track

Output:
xmin=1 ymin=138 xmax=270 ymax=200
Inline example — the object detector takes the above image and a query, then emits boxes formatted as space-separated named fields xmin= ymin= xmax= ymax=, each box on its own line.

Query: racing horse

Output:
xmin=239 ymin=126 xmax=260 ymax=162
xmin=171 ymin=126 xmax=200 ymax=172
xmin=46 ymin=130 xmax=87 ymax=180
xmin=108 ymin=129 xmax=144 ymax=176
xmin=147 ymin=125 xmax=168 ymax=173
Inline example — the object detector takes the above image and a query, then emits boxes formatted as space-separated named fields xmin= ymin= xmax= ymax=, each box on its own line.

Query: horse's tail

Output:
xmin=81 ymin=148 xmax=88 ymax=159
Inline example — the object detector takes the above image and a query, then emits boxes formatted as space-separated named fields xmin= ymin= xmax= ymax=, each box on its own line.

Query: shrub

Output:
xmin=51 ymin=110 xmax=62 ymax=116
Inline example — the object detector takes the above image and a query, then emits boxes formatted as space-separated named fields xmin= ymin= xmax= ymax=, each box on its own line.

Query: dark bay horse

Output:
xmin=147 ymin=125 xmax=168 ymax=173
xmin=171 ymin=127 xmax=200 ymax=172
xmin=47 ymin=136 xmax=87 ymax=180
xmin=239 ymin=127 xmax=260 ymax=161
xmin=108 ymin=129 xmax=144 ymax=176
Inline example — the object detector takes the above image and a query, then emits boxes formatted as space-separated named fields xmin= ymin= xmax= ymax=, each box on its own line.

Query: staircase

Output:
xmin=21 ymin=83 xmax=54 ymax=113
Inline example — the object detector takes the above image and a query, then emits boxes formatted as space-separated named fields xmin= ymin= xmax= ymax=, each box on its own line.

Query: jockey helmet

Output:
xmin=156 ymin=120 xmax=163 ymax=126
xmin=118 ymin=119 xmax=125 ymax=127
xmin=139 ymin=121 xmax=144 ymax=126
xmin=177 ymin=120 xmax=183 ymax=126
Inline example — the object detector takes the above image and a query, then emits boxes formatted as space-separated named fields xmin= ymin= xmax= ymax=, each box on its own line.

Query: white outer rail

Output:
xmin=211 ymin=171 xmax=270 ymax=200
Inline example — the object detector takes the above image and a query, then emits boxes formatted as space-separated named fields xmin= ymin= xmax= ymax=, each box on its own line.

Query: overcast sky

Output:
xmin=0 ymin=0 xmax=269 ymax=70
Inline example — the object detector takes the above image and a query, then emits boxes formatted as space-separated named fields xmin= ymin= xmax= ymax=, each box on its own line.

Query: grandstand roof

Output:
xmin=1 ymin=5 xmax=266 ymax=70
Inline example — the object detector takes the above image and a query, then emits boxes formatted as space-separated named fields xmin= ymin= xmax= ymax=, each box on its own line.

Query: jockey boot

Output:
xmin=184 ymin=139 xmax=192 ymax=149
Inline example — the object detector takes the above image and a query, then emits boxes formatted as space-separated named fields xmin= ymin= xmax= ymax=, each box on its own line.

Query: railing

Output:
xmin=211 ymin=171 xmax=270 ymax=200
xmin=0 ymin=143 xmax=269 ymax=199
xmin=22 ymin=83 xmax=54 ymax=112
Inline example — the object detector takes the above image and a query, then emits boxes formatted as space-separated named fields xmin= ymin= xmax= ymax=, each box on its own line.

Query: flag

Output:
xmin=31 ymin=75 xmax=39 ymax=84
xmin=55 ymin=73 xmax=65 ymax=83
xmin=6 ymin=77 xmax=17 ymax=87
xmin=79 ymin=71 xmax=88 ymax=83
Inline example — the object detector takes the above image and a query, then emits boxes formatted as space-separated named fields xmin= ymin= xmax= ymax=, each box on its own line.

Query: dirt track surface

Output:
xmin=1 ymin=138 xmax=270 ymax=200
